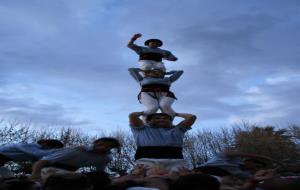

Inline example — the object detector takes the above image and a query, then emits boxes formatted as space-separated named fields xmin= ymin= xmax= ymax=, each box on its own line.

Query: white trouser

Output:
xmin=139 ymin=60 xmax=166 ymax=72
xmin=140 ymin=92 xmax=175 ymax=117
xmin=134 ymin=158 xmax=188 ymax=176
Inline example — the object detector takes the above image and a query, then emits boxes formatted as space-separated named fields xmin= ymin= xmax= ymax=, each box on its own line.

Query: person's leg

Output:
xmin=140 ymin=92 xmax=159 ymax=115
xmin=159 ymin=96 xmax=176 ymax=117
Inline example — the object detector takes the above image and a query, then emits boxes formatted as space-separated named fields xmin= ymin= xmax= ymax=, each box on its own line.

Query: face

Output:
xmin=93 ymin=141 xmax=115 ymax=154
xmin=144 ymin=70 xmax=165 ymax=78
xmin=148 ymin=115 xmax=172 ymax=128
xmin=148 ymin=41 xmax=160 ymax=48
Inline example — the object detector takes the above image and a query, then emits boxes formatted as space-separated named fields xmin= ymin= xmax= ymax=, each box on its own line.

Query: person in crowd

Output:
xmin=195 ymin=151 xmax=282 ymax=179
xmin=0 ymin=177 xmax=40 ymax=190
xmin=0 ymin=139 xmax=64 ymax=166
xmin=128 ymin=33 xmax=178 ymax=72
xmin=30 ymin=137 xmax=121 ymax=181
xmin=129 ymin=112 xmax=196 ymax=176
xmin=83 ymin=171 xmax=111 ymax=190
xmin=170 ymin=173 xmax=220 ymax=190
xmin=43 ymin=173 xmax=92 ymax=190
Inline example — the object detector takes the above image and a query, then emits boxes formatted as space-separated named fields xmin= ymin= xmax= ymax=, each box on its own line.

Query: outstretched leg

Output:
xmin=140 ymin=92 xmax=160 ymax=115
xmin=159 ymin=96 xmax=176 ymax=117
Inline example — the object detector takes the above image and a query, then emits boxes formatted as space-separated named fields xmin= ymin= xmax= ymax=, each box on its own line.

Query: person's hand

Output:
xmin=132 ymin=33 xmax=142 ymax=39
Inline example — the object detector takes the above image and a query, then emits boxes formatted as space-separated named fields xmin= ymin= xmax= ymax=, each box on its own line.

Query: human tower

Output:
xmin=127 ymin=33 xmax=197 ymax=175
xmin=127 ymin=33 xmax=183 ymax=119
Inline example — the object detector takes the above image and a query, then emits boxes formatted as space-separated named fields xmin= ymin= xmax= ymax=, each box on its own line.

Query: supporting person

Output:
xmin=129 ymin=112 xmax=196 ymax=176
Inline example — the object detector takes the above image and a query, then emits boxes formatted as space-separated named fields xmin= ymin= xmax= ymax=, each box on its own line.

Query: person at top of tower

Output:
xmin=127 ymin=33 xmax=178 ymax=72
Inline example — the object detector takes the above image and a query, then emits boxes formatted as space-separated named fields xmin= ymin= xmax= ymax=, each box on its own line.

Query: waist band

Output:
xmin=139 ymin=53 xmax=163 ymax=62
xmin=135 ymin=146 xmax=183 ymax=160
xmin=141 ymin=85 xmax=170 ymax=92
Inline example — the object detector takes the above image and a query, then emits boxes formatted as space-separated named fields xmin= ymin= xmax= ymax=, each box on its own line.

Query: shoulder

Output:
xmin=130 ymin=124 xmax=146 ymax=130
xmin=158 ymin=48 xmax=171 ymax=54
xmin=174 ymin=125 xmax=192 ymax=133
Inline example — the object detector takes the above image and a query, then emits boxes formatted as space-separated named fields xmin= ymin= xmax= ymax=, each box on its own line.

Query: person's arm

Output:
xmin=31 ymin=160 xmax=50 ymax=180
xmin=128 ymin=68 xmax=143 ymax=82
xmin=223 ymin=151 xmax=284 ymax=166
xmin=129 ymin=112 xmax=144 ymax=128
xmin=169 ymin=70 xmax=184 ymax=82
xmin=31 ymin=148 xmax=81 ymax=177
xmin=127 ymin=33 xmax=142 ymax=47
xmin=127 ymin=33 xmax=144 ymax=55
xmin=164 ymin=51 xmax=178 ymax=61
xmin=175 ymin=113 xmax=197 ymax=129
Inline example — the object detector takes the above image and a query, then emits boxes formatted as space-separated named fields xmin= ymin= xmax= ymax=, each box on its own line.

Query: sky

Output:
xmin=0 ymin=0 xmax=300 ymax=134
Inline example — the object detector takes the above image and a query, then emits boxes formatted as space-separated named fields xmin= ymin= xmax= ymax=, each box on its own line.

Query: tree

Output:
xmin=234 ymin=126 xmax=299 ymax=162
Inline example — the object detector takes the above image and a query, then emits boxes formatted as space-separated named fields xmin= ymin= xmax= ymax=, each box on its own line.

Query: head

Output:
xmin=3 ymin=178 xmax=39 ymax=190
xmin=84 ymin=171 xmax=111 ymax=190
xmin=92 ymin=137 xmax=121 ymax=154
xmin=143 ymin=69 xmax=165 ymax=78
xmin=144 ymin=39 xmax=163 ymax=48
xmin=37 ymin=139 xmax=64 ymax=149
xmin=171 ymin=173 xmax=220 ymax=190
xmin=143 ymin=177 xmax=171 ymax=190
xmin=43 ymin=173 xmax=92 ymax=190
xmin=146 ymin=113 xmax=172 ymax=128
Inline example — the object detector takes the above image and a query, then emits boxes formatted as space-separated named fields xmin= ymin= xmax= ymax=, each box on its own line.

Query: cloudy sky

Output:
xmin=0 ymin=0 xmax=299 ymax=134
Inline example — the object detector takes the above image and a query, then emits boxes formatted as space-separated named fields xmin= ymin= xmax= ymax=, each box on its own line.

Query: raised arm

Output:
xmin=169 ymin=70 xmax=184 ymax=82
xmin=175 ymin=113 xmax=197 ymax=129
xmin=127 ymin=33 xmax=142 ymax=48
xmin=223 ymin=151 xmax=284 ymax=166
xmin=129 ymin=111 xmax=144 ymax=128
xmin=128 ymin=68 xmax=143 ymax=82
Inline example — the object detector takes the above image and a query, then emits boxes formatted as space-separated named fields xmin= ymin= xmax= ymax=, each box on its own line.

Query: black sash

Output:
xmin=139 ymin=52 xmax=163 ymax=62
xmin=135 ymin=146 xmax=183 ymax=160
xmin=141 ymin=84 xmax=170 ymax=92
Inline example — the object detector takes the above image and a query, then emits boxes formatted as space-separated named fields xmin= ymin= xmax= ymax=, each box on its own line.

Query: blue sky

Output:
xmin=0 ymin=0 xmax=300 ymax=134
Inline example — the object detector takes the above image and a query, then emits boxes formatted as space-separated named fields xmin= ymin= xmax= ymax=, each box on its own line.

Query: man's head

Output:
xmin=171 ymin=173 xmax=220 ymax=190
xmin=43 ymin=173 xmax=92 ymax=190
xmin=37 ymin=139 xmax=64 ymax=149
xmin=143 ymin=69 xmax=165 ymax=78
xmin=145 ymin=39 xmax=163 ymax=48
xmin=2 ymin=178 xmax=39 ymax=190
xmin=83 ymin=171 xmax=111 ymax=190
xmin=92 ymin=137 xmax=121 ymax=154
xmin=146 ymin=113 xmax=172 ymax=128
